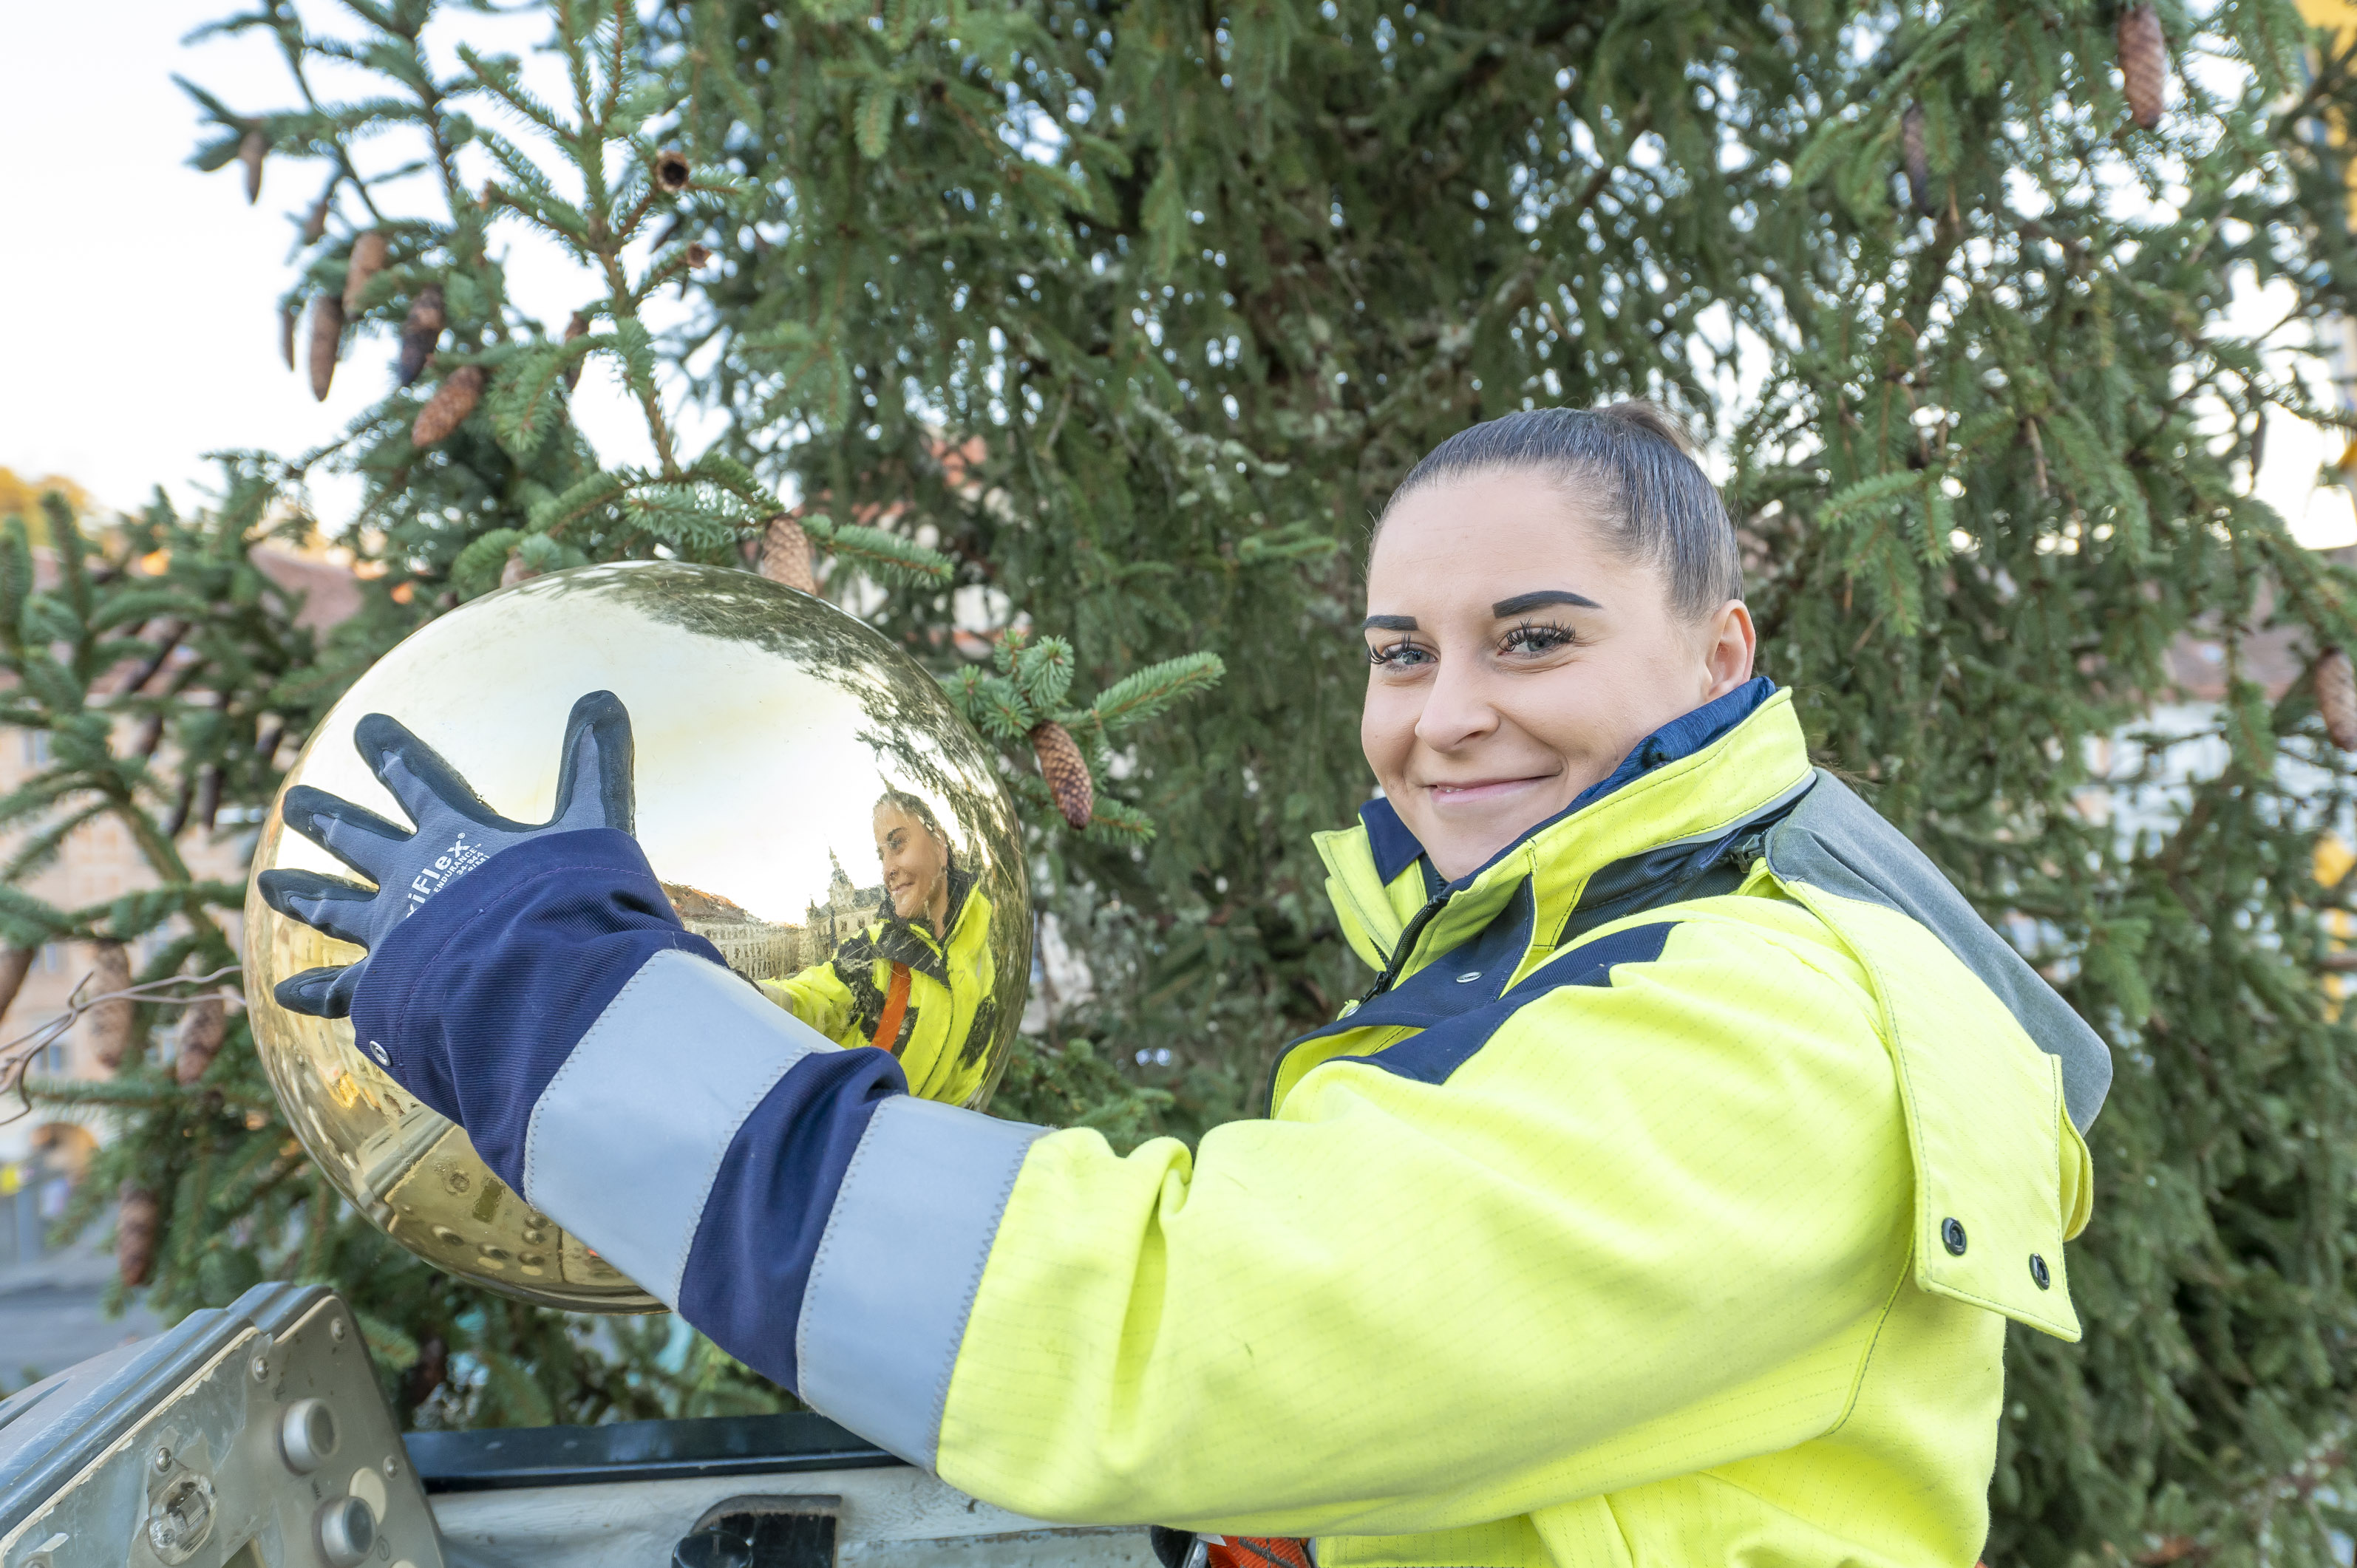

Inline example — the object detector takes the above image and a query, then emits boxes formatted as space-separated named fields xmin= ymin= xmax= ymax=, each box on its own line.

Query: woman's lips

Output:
xmin=1421 ymin=776 xmax=1550 ymax=805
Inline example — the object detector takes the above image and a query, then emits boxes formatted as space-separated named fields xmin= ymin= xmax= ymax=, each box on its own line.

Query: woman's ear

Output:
xmin=1699 ymin=599 xmax=1757 ymax=701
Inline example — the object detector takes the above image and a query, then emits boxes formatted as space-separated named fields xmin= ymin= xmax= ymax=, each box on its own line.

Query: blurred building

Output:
xmin=0 ymin=536 xmax=358 ymax=1263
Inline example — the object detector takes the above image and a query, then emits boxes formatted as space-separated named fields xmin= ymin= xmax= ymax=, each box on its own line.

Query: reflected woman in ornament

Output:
xmin=760 ymin=789 xmax=999 ymax=1105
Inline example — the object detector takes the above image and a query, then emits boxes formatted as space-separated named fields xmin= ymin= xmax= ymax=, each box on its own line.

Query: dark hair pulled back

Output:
xmin=1381 ymin=401 xmax=1743 ymax=621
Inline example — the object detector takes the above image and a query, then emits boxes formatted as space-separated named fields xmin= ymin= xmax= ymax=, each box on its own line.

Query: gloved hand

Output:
xmin=256 ymin=689 xmax=636 ymax=1019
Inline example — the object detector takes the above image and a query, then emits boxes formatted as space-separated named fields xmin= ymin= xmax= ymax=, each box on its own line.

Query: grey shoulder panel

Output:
xmin=1764 ymin=769 xmax=2112 ymax=1133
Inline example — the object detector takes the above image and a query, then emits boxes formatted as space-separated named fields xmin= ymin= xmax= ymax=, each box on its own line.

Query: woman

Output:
xmin=265 ymin=402 xmax=2106 ymax=1568
xmin=763 ymin=791 xmax=999 ymax=1105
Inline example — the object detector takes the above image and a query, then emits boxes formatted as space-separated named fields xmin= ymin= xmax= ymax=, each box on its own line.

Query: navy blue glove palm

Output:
xmin=256 ymin=689 xmax=636 ymax=1018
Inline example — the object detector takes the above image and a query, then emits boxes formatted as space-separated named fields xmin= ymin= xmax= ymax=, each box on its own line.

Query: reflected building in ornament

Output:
xmin=806 ymin=851 xmax=885 ymax=950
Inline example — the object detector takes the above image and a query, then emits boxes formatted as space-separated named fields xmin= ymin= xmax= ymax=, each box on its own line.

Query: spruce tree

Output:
xmin=7 ymin=0 xmax=2357 ymax=1560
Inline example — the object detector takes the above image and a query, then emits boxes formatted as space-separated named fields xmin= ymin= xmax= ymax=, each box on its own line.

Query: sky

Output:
xmin=0 ymin=1 xmax=669 ymax=528
xmin=4 ymin=3 xmax=2354 ymax=550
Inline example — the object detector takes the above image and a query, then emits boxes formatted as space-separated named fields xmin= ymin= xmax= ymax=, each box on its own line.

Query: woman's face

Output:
xmin=874 ymin=804 xmax=950 ymax=924
xmin=1361 ymin=468 xmax=1756 ymax=882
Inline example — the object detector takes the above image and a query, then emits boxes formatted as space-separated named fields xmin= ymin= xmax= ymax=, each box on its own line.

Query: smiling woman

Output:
xmin=1359 ymin=405 xmax=1757 ymax=879
xmin=249 ymin=400 xmax=2109 ymax=1568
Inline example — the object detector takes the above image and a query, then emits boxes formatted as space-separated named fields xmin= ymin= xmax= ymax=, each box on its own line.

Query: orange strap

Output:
xmin=868 ymin=962 xmax=913 ymax=1054
xmin=1203 ymin=1541 xmax=1312 ymax=1568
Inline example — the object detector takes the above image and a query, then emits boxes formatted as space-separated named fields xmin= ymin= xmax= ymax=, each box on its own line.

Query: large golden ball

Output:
xmin=243 ymin=561 xmax=1031 ymax=1312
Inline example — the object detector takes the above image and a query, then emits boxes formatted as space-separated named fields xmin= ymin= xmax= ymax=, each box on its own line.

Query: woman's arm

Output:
xmin=351 ymin=829 xmax=1916 ymax=1535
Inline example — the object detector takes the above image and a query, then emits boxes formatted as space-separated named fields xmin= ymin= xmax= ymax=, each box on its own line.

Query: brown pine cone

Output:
xmin=412 ymin=364 xmax=486 ymax=448
xmin=758 ymin=516 xmax=817 ymax=593
xmin=655 ymin=149 xmax=693 ymax=192
xmin=562 ymin=311 xmax=591 ymax=392
xmin=343 ymin=229 xmax=390 ymax=313
xmin=1029 ymin=721 xmax=1095 ymax=831
xmin=404 ymin=1334 xmax=449 ymax=1407
xmin=309 ymin=293 xmax=344 ymax=401
xmin=0 ymin=945 xmax=30 ymax=1023
xmin=398 ymin=284 xmax=446 ymax=387
xmin=87 ymin=941 xmax=134 ymax=1071
xmin=2118 ymin=4 xmax=2166 ymax=131
xmin=1901 ymin=102 xmax=1931 ymax=215
xmin=302 ymin=186 xmax=333 ymax=245
xmin=239 ymin=127 xmax=267 ymax=204
xmin=117 ymin=1184 xmax=160 ymax=1288
xmin=279 ymin=301 xmax=298 ymax=370
xmin=175 ymin=997 xmax=226 ymax=1086
xmin=2322 ymin=648 xmax=2357 ymax=751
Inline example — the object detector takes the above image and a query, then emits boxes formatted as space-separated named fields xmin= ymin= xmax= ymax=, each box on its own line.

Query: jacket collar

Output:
xmin=1314 ymin=680 xmax=1811 ymax=979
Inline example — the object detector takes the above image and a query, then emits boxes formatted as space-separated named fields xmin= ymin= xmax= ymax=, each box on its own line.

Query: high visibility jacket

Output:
xmin=759 ymin=871 xmax=999 ymax=1105
xmin=356 ymin=679 xmax=2108 ymax=1568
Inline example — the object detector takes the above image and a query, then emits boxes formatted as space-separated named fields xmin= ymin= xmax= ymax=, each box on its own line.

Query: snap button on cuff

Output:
xmin=1941 ymin=1217 xmax=1967 ymax=1255
xmin=2029 ymin=1252 xmax=2051 ymax=1289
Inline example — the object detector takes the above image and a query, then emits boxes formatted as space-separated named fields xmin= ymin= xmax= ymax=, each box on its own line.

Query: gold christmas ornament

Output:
xmin=411 ymin=364 xmax=483 ymax=448
xmin=242 ymin=561 xmax=1032 ymax=1311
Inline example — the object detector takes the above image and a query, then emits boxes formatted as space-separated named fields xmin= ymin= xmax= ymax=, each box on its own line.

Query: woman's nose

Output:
xmin=1413 ymin=657 xmax=1500 ymax=751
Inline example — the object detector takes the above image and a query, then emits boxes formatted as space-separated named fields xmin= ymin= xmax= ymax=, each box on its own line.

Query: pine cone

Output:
xmin=309 ymin=293 xmax=344 ymax=402
xmin=342 ymin=229 xmax=390 ymax=313
xmin=404 ymin=1334 xmax=449 ymax=1407
xmin=279 ymin=301 xmax=298 ymax=370
xmin=87 ymin=940 xmax=133 ymax=1071
xmin=412 ymin=364 xmax=485 ymax=448
xmin=500 ymin=550 xmax=540 ymax=588
xmin=398 ymin=284 xmax=446 ymax=387
xmin=2118 ymin=4 xmax=2166 ymax=131
xmin=117 ymin=1184 xmax=160 ymax=1289
xmin=238 ymin=127 xmax=267 ymax=204
xmin=302 ymin=187 xmax=333 ymax=245
xmin=1901 ymin=102 xmax=1931 ymax=215
xmin=562 ymin=311 xmax=590 ymax=392
xmin=1029 ymin=721 xmax=1095 ymax=831
xmin=175 ymin=997 xmax=225 ymax=1087
xmin=0 ymin=945 xmax=30 ymax=1023
xmin=2322 ymin=648 xmax=2357 ymax=751
xmin=758 ymin=516 xmax=817 ymax=593
xmin=655 ymin=149 xmax=693 ymax=192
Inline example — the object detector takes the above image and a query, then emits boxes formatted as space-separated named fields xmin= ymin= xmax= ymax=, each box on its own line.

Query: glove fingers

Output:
xmin=354 ymin=712 xmax=511 ymax=834
xmin=281 ymin=785 xmax=410 ymax=882
xmin=255 ymin=867 xmax=378 ymax=949
xmin=273 ymin=963 xmax=364 ymax=1020
xmin=547 ymin=689 xmax=636 ymax=834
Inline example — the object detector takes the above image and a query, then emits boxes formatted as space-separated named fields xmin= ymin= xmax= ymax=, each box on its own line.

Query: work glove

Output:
xmin=256 ymin=689 xmax=636 ymax=1019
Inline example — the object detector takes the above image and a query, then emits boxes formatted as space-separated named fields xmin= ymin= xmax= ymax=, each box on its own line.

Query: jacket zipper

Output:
xmin=1353 ymin=892 xmax=1452 ymax=1008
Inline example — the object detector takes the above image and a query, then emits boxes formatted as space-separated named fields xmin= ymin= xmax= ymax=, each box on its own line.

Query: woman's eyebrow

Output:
xmin=1361 ymin=614 xmax=1417 ymax=632
xmin=1492 ymin=589 xmax=1602 ymax=616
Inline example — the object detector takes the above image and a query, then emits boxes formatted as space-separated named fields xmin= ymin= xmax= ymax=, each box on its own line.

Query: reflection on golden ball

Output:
xmin=242 ymin=562 xmax=1031 ymax=1312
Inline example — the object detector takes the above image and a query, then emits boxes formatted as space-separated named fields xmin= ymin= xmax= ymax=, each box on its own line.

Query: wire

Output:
xmin=0 ymin=965 xmax=244 ymax=1128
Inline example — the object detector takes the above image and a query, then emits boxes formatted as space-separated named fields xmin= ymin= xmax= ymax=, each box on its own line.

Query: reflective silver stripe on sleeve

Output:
xmin=795 ymin=1097 xmax=1047 ymax=1468
xmin=521 ymin=946 xmax=838 ymax=1306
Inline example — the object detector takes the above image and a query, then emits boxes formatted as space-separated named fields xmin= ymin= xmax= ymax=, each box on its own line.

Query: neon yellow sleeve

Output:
xmin=933 ymin=913 xmax=1928 ymax=1535
xmin=759 ymin=962 xmax=862 ymax=1049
